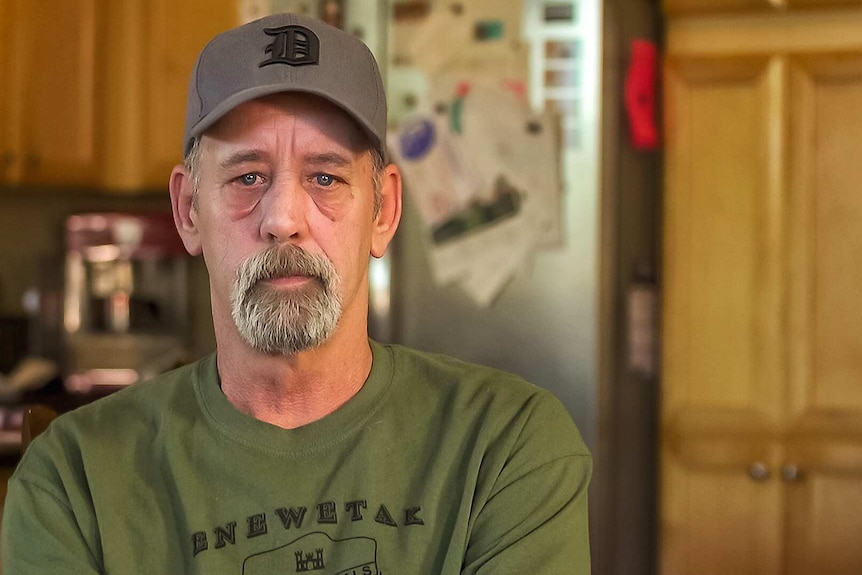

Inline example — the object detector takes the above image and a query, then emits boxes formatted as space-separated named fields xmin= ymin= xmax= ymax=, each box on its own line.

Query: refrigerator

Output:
xmin=367 ymin=0 xmax=603 ymax=450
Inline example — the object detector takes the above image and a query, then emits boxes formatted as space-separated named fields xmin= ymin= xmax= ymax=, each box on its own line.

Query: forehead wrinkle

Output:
xmin=218 ymin=150 xmax=267 ymax=170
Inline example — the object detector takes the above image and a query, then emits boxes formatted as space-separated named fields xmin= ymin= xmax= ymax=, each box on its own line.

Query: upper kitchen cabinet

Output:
xmin=0 ymin=0 xmax=104 ymax=187
xmin=0 ymin=0 xmax=8 ymax=179
xmin=101 ymin=0 xmax=238 ymax=191
xmin=141 ymin=0 xmax=237 ymax=188
xmin=664 ymin=0 xmax=862 ymax=15
xmin=0 ymin=0 xmax=237 ymax=192
xmin=663 ymin=0 xmax=773 ymax=14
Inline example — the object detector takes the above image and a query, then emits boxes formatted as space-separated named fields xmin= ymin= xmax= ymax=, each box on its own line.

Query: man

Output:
xmin=2 ymin=13 xmax=591 ymax=574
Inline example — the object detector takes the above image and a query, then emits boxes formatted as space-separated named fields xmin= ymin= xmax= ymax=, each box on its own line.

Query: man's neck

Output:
xmin=215 ymin=330 xmax=373 ymax=430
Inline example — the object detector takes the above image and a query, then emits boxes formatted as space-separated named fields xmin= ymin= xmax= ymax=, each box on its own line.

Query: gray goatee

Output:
xmin=230 ymin=244 xmax=342 ymax=355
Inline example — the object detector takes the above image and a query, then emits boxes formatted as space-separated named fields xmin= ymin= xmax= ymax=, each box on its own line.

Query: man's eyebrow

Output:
xmin=305 ymin=152 xmax=354 ymax=168
xmin=219 ymin=150 xmax=266 ymax=170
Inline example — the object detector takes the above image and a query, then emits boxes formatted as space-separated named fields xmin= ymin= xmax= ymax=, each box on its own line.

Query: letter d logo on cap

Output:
xmin=260 ymin=25 xmax=320 ymax=67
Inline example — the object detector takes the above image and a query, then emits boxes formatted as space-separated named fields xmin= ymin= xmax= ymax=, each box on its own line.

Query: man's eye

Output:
xmin=313 ymin=174 xmax=336 ymax=187
xmin=237 ymin=173 xmax=262 ymax=186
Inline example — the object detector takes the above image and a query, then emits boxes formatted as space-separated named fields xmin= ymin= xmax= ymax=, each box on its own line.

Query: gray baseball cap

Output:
xmin=183 ymin=13 xmax=387 ymax=159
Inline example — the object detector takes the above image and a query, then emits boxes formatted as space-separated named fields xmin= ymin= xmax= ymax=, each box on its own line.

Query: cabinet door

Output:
xmin=102 ymin=0 xmax=236 ymax=191
xmin=662 ymin=450 xmax=784 ymax=575
xmin=141 ymin=0 xmax=237 ymax=188
xmin=10 ymin=0 xmax=102 ymax=186
xmin=784 ymin=54 xmax=862 ymax=575
xmin=663 ymin=0 xmax=773 ymax=16
xmin=0 ymin=0 xmax=13 ymax=182
xmin=661 ymin=55 xmax=787 ymax=574
xmin=663 ymin=9 xmax=862 ymax=575
xmin=782 ymin=462 xmax=862 ymax=575
xmin=664 ymin=0 xmax=862 ymax=14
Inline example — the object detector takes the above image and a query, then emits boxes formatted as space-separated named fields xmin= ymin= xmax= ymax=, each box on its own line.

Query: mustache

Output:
xmin=235 ymin=245 xmax=336 ymax=290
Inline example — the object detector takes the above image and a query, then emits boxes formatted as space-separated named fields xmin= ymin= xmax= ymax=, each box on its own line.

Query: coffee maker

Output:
xmin=62 ymin=213 xmax=189 ymax=393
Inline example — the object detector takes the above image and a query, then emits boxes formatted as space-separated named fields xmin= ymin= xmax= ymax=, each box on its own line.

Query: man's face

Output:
xmin=180 ymin=93 xmax=386 ymax=355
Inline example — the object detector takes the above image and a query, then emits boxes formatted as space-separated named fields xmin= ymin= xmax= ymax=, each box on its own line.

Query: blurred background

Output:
xmin=1 ymin=1 xmax=861 ymax=574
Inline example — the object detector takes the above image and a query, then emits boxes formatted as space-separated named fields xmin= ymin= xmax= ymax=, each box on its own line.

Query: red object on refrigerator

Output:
xmin=625 ymin=39 xmax=660 ymax=150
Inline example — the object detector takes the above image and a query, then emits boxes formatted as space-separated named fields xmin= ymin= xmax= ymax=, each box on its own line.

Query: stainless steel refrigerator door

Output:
xmin=371 ymin=0 xmax=601 ymax=446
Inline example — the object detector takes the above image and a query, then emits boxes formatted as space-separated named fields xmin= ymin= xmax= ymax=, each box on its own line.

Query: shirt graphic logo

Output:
xmin=260 ymin=25 xmax=320 ymax=67
xmin=243 ymin=532 xmax=379 ymax=574
xmin=296 ymin=548 xmax=325 ymax=571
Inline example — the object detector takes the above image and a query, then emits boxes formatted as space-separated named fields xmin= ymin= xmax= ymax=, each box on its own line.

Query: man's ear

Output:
xmin=371 ymin=163 xmax=403 ymax=258
xmin=169 ymin=164 xmax=203 ymax=256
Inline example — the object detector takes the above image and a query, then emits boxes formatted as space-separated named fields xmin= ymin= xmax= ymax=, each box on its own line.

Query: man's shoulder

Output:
xmin=379 ymin=343 xmax=588 ymax=456
xmin=382 ymin=342 xmax=547 ymax=400
xmin=26 ymin=355 xmax=212 ymax=455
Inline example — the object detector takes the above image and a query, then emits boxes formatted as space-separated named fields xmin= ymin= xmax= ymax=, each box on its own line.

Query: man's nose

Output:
xmin=259 ymin=176 xmax=309 ymax=242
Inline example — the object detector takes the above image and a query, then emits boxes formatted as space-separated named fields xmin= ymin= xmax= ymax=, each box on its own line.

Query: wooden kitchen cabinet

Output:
xmin=101 ymin=0 xmax=238 ymax=190
xmin=0 ymin=0 xmax=237 ymax=192
xmin=663 ymin=0 xmax=772 ymax=15
xmin=0 ymin=1 xmax=9 ymax=181
xmin=0 ymin=0 xmax=104 ymax=187
xmin=661 ymin=7 xmax=862 ymax=575
xmin=664 ymin=0 xmax=862 ymax=15
xmin=139 ymin=0 xmax=237 ymax=188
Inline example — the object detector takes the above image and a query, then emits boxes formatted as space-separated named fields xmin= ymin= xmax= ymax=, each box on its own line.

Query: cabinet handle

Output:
xmin=748 ymin=462 xmax=771 ymax=482
xmin=781 ymin=464 xmax=802 ymax=482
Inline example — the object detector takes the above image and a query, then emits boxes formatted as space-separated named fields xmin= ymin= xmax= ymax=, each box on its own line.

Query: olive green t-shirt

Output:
xmin=2 ymin=341 xmax=591 ymax=574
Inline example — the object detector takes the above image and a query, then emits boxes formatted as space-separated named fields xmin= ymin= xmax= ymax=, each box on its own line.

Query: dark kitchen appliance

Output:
xmin=62 ymin=213 xmax=189 ymax=393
